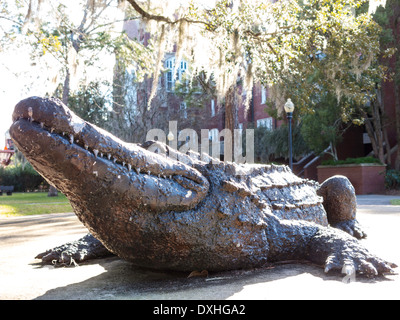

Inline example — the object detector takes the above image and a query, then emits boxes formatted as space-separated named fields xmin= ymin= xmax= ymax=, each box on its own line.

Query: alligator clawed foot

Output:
xmin=35 ymin=233 xmax=113 ymax=266
xmin=308 ymin=228 xmax=397 ymax=277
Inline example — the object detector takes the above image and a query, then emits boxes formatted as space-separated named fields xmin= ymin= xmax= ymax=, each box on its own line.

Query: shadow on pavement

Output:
xmin=33 ymin=255 xmax=396 ymax=300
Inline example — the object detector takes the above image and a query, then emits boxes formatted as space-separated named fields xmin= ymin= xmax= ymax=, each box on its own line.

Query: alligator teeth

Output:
xmin=113 ymin=157 xmax=117 ymax=163
xmin=85 ymin=144 xmax=89 ymax=150
xmin=51 ymin=128 xmax=55 ymax=133
xmin=40 ymin=122 xmax=44 ymax=128
xmin=100 ymin=153 xmax=103 ymax=158
xmin=128 ymin=164 xmax=132 ymax=171
xmin=69 ymin=134 xmax=74 ymax=144
xmin=93 ymin=149 xmax=99 ymax=158
xmin=122 ymin=162 xmax=125 ymax=167
xmin=108 ymin=154 xmax=111 ymax=160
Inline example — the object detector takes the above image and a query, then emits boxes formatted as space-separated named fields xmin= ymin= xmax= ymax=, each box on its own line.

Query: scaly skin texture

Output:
xmin=10 ymin=97 xmax=397 ymax=276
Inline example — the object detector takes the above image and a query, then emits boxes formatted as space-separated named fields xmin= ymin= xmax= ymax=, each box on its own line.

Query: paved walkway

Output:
xmin=0 ymin=195 xmax=399 ymax=300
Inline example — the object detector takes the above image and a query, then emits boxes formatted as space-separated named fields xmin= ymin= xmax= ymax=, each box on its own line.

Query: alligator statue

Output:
xmin=9 ymin=97 xmax=397 ymax=277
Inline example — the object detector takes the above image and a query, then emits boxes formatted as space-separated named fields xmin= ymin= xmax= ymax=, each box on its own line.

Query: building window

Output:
xmin=257 ymin=118 xmax=273 ymax=130
xmin=180 ymin=102 xmax=187 ymax=119
xmin=238 ymin=123 xmax=243 ymax=135
xmin=211 ymin=99 xmax=215 ymax=117
xmin=261 ymin=86 xmax=267 ymax=104
xmin=165 ymin=57 xmax=188 ymax=92
xmin=209 ymin=128 xmax=219 ymax=142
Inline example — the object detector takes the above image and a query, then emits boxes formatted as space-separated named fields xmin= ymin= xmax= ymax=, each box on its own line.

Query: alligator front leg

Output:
xmin=35 ymin=233 xmax=114 ymax=266
xmin=266 ymin=214 xmax=397 ymax=276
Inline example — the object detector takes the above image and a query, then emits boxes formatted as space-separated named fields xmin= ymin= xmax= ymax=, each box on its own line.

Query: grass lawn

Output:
xmin=391 ymin=199 xmax=400 ymax=206
xmin=0 ymin=192 xmax=73 ymax=216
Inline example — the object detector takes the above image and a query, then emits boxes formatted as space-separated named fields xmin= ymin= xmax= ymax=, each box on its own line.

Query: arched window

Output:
xmin=165 ymin=57 xmax=188 ymax=92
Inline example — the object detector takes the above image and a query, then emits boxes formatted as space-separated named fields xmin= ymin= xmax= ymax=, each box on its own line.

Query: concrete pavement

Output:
xmin=0 ymin=195 xmax=400 ymax=300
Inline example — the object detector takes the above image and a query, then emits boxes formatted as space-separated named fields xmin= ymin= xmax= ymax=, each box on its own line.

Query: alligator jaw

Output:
xmin=10 ymin=97 xmax=209 ymax=213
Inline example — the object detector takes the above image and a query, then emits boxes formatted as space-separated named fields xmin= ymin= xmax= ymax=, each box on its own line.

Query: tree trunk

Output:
xmin=372 ymin=100 xmax=386 ymax=164
xmin=361 ymin=109 xmax=380 ymax=162
xmin=393 ymin=9 xmax=400 ymax=170
xmin=62 ymin=68 xmax=70 ymax=105
xmin=224 ymin=85 xmax=238 ymax=162
xmin=394 ymin=82 xmax=400 ymax=170
xmin=379 ymin=89 xmax=392 ymax=166
xmin=111 ymin=53 xmax=127 ymax=139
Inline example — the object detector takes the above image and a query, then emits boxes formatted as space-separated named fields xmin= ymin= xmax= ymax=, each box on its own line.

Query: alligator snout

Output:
xmin=10 ymin=97 xmax=209 ymax=213
xmin=13 ymin=96 xmax=81 ymax=135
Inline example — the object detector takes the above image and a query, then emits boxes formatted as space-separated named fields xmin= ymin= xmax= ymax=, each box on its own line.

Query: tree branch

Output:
xmin=125 ymin=0 xmax=212 ymax=28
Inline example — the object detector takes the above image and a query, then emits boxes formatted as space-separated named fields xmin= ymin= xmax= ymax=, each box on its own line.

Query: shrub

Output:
xmin=385 ymin=169 xmax=400 ymax=190
xmin=321 ymin=157 xmax=382 ymax=166
xmin=253 ymin=124 xmax=310 ymax=163
xmin=0 ymin=163 xmax=48 ymax=192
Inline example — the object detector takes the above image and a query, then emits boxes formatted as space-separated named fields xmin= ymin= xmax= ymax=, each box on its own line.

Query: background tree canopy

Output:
xmin=1 ymin=0 xmax=398 ymax=167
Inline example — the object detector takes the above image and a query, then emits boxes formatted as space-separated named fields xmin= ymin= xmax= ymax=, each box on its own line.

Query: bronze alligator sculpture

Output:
xmin=9 ymin=97 xmax=397 ymax=276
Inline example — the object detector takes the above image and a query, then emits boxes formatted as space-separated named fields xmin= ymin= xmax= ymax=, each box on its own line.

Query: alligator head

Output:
xmin=10 ymin=97 xmax=211 ymax=257
xmin=10 ymin=97 xmax=209 ymax=211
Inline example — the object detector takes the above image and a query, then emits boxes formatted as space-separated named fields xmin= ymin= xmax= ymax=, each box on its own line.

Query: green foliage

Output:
xmin=385 ymin=169 xmax=400 ymax=190
xmin=254 ymin=124 xmax=310 ymax=163
xmin=0 ymin=163 xmax=47 ymax=192
xmin=68 ymin=81 xmax=111 ymax=128
xmin=321 ymin=156 xmax=382 ymax=166
xmin=300 ymin=93 xmax=345 ymax=159
xmin=373 ymin=5 xmax=395 ymax=48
